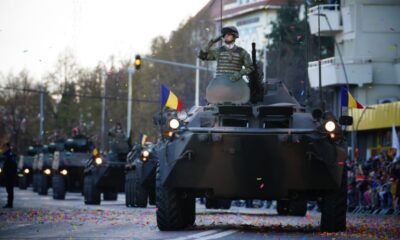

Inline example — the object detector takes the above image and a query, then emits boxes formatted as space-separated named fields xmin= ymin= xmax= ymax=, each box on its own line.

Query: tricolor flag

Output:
xmin=160 ymin=84 xmax=183 ymax=111
xmin=139 ymin=133 xmax=147 ymax=146
xmin=340 ymin=86 xmax=364 ymax=109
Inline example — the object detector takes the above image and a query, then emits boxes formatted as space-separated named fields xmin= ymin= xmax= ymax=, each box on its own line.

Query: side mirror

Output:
xmin=312 ymin=109 xmax=323 ymax=120
xmin=339 ymin=116 xmax=353 ymax=126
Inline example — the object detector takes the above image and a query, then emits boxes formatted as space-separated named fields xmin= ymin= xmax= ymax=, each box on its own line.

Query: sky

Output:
xmin=0 ymin=0 xmax=210 ymax=82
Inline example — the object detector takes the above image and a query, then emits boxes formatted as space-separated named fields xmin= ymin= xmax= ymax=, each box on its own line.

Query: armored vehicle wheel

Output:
xmin=277 ymin=200 xmax=289 ymax=215
xmin=320 ymin=170 xmax=347 ymax=232
xmin=183 ymin=197 xmax=196 ymax=227
xmin=19 ymin=176 xmax=28 ymax=190
xmin=125 ymin=170 xmax=135 ymax=207
xmin=103 ymin=191 xmax=118 ymax=201
xmin=134 ymin=177 xmax=148 ymax=207
xmin=205 ymin=198 xmax=231 ymax=210
xmin=149 ymin=188 xmax=156 ymax=206
xmin=33 ymin=173 xmax=39 ymax=192
xmin=277 ymin=200 xmax=307 ymax=216
xmin=289 ymin=200 xmax=307 ymax=216
xmin=84 ymin=174 xmax=100 ymax=205
xmin=156 ymin=169 xmax=189 ymax=231
xmin=52 ymin=174 xmax=66 ymax=200
xmin=37 ymin=174 xmax=48 ymax=196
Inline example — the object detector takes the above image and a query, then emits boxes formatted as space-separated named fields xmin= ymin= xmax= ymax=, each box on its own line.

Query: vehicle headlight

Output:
xmin=95 ymin=157 xmax=103 ymax=165
xmin=324 ymin=121 xmax=336 ymax=132
xmin=168 ymin=118 xmax=180 ymax=130
xmin=24 ymin=168 xmax=30 ymax=174
xmin=60 ymin=169 xmax=68 ymax=175
xmin=0 ymin=168 xmax=2 ymax=173
xmin=44 ymin=169 xmax=51 ymax=175
xmin=142 ymin=150 xmax=150 ymax=158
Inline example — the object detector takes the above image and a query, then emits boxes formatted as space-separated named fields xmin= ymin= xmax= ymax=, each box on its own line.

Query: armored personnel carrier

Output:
xmin=83 ymin=132 xmax=129 ymax=205
xmin=155 ymin=41 xmax=351 ymax=232
xmin=125 ymin=141 xmax=158 ymax=208
xmin=52 ymin=135 xmax=93 ymax=200
xmin=17 ymin=146 xmax=37 ymax=190
xmin=36 ymin=140 xmax=65 ymax=195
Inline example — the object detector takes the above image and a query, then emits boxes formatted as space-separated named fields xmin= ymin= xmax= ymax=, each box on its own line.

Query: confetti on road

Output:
xmin=0 ymin=207 xmax=399 ymax=239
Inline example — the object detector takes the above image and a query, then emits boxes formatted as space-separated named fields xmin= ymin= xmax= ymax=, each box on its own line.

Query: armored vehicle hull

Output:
xmin=156 ymin=82 xmax=348 ymax=232
xmin=125 ymin=143 xmax=157 ymax=208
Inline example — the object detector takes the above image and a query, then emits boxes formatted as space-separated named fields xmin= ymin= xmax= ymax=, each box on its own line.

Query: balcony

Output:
xmin=308 ymin=57 xmax=373 ymax=88
xmin=307 ymin=4 xmax=342 ymax=36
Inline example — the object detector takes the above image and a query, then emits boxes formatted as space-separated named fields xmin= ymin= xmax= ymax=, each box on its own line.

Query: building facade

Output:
xmin=307 ymin=0 xmax=400 ymax=160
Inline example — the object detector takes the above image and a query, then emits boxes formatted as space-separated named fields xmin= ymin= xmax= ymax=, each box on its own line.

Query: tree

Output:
xmin=267 ymin=0 xmax=334 ymax=107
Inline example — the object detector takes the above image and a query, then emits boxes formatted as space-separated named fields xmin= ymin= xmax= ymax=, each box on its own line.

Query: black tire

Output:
xmin=84 ymin=175 xmax=101 ymax=205
xmin=52 ymin=174 xmax=66 ymax=200
xmin=277 ymin=200 xmax=289 ymax=215
xmin=37 ymin=174 xmax=48 ymax=196
xmin=218 ymin=200 xmax=231 ymax=210
xmin=19 ymin=175 xmax=28 ymax=190
xmin=134 ymin=177 xmax=148 ymax=208
xmin=183 ymin=197 xmax=196 ymax=227
xmin=320 ymin=169 xmax=347 ymax=232
xmin=277 ymin=200 xmax=307 ymax=216
xmin=289 ymin=200 xmax=307 ymax=216
xmin=149 ymin=187 xmax=156 ymax=205
xmin=33 ymin=173 xmax=39 ymax=192
xmin=103 ymin=191 xmax=118 ymax=201
xmin=125 ymin=170 xmax=135 ymax=207
xmin=205 ymin=198 xmax=231 ymax=210
xmin=156 ymin=167 xmax=186 ymax=231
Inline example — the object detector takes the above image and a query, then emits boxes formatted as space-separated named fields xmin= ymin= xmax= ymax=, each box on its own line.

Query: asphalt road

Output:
xmin=0 ymin=188 xmax=399 ymax=239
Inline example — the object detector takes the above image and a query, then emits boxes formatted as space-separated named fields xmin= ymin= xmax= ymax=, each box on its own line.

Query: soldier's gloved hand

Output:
xmin=230 ymin=72 xmax=242 ymax=82
xmin=211 ymin=35 xmax=222 ymax=43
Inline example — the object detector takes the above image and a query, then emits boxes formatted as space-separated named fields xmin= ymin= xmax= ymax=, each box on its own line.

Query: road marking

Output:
xmin=168 ymin=230 xmax=220 ymax=240
xmin=196 ymin=230 xmax=238 ymax=240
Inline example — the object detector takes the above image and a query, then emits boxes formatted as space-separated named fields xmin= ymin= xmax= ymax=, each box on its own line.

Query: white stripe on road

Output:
xmin=168 ymin=230 xmax=220 ymax=240
xmin=196 ymin=230 xmax=238 ymax=240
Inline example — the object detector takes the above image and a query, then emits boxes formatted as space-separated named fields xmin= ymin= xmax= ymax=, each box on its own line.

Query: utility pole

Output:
xmin=318 ymin=2 xmax=323 ymax=111
xmin=127 ymin=67 xmax=135 ymax=136
xmin=101 ymin=71 xmax=107 ymax=150
xmin=195 ymin=58 xmax=200 ymax=106
xmin=39 ymin=86 xmax=44 ymax=143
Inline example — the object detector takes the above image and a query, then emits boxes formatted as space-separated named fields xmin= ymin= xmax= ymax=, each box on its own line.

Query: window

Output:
xmin=237 ymin=17 xmax=260 ymax=26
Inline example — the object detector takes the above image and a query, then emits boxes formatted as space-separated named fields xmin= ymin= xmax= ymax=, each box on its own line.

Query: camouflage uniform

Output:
xmin=198 ymin=26 xmax=254 ymax=104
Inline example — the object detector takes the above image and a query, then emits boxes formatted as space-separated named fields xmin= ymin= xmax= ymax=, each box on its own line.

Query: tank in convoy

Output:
xmin=51 ymin=134 xmax=93 ymax=200
xmin=83 ymin=127 xmax=129 ymax=205
xmin=125 ymin=141 xmax=158 ymax=208
xmin=155 ymin=41 xmax=351 ymax=232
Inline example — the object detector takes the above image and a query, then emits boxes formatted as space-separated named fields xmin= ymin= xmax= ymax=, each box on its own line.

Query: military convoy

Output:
xmin=52 ymin=135 xmax=93 ymax=200
xmin=83 ymin=131 xmax=129 ymax=205
xmin=125 ymin=141 xmax=158 ymax=208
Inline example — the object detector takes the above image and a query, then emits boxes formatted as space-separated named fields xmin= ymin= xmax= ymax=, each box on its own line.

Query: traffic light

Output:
xmin=134 ymin=55 xmax=141 ymax=70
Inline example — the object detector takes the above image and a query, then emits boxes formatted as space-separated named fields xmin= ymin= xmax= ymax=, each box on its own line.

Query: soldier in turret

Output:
xmin=198 ymin=26 xmax=254 ymax=104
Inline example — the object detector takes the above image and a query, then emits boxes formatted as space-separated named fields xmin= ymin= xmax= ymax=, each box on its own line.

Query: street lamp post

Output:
xmin=127 ymin=67 xmax=135 ymax=136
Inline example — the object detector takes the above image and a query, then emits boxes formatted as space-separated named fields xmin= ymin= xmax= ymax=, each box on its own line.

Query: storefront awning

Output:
xmin=348 ymin=101 xmax=400 ymax=131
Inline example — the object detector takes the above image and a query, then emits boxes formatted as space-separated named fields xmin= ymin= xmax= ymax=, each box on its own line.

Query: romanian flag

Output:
xmin=340 ymin=86 xmax=363 ymax=109
xmin=139 ymin=133 xmax=147 ymax=146
xmin=160 ymin=84 xmax=183 ymax=111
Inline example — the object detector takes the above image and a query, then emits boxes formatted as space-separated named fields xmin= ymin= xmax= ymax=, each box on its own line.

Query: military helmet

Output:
xmin=221 ymin=26 xmax=239 ymax=38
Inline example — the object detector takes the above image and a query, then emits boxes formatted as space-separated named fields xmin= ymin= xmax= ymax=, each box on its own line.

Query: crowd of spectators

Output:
xmin=347 ymin=149 xmax=400 ymax=215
